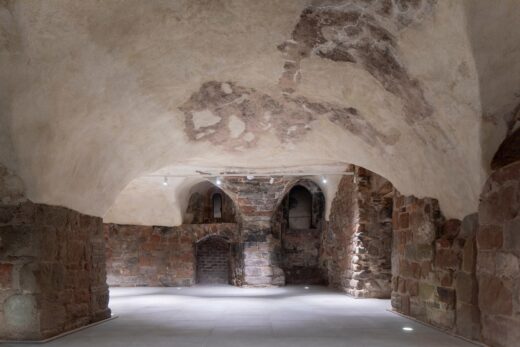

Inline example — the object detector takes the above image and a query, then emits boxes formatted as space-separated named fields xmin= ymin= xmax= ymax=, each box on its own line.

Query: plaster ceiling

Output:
xmin=1 ymin=0 xmax=519 ymax=225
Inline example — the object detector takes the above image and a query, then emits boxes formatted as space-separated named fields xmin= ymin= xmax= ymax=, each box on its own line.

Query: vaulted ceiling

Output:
xmin=1 ymin=0 xmax=519 ymax=225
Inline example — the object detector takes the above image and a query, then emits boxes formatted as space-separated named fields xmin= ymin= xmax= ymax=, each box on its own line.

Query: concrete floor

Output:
xmin=6 ymin=286 xmax=478 ymax=347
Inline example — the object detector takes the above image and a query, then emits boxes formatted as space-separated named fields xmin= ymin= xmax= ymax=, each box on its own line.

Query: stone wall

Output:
xmin=104 ymin=223 xmax=239 ymax=286
xmin=391 ymin=193 xmax=480 ymax=340
xmin=323 ymin=167 xmax=393 ymax=298
xmin=477 ymin=160 xmax=520 ymax=347
xmin=0 ymin=202 xmax=110 ymax=340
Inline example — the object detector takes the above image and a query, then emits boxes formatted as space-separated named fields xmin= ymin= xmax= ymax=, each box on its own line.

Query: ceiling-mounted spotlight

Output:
xmin=322 ymin=176 xmax=327 ymax=184
xmin=163 ymin=176 xmax=168 ymax=186
xmin=269 ymin=177 xmax=274 ymax=184
xmin=216 ymin=178 xmax=222 ymax=186
xmin=246 ymin=175 xmax=254 ymax=180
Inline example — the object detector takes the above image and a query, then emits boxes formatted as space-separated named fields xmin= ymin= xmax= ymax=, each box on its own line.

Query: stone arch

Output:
xmin=273 ymin=178 xmax=327 ymax=285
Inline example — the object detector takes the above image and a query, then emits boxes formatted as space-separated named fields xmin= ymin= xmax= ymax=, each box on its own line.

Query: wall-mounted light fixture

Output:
xmin=216 ymin=178 xmax=222 ymax=186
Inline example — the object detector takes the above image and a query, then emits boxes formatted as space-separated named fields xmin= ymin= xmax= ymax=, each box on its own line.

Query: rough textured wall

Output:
xmin=391 ymin=194 xmax=480 ymax=340
xmin=323 ymin=167 xmax=393 ymax=298
xmin=104 ymin=223 xmax=238 ymax=286
xmin=477 ymin=161 xmax=520 ymax=347
xmin=0 ymin=202 xmax=110 ymax=340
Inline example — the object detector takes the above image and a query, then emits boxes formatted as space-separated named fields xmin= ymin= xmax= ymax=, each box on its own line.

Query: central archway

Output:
xmin=273 ymin=179 xmax=327 ymax=285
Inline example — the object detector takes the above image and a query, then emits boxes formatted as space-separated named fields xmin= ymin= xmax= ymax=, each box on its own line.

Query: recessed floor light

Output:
xmin=304 ymin=286 xmax=309 ymax=290
xmin=402 ymin=326 xmax=413 ymax=331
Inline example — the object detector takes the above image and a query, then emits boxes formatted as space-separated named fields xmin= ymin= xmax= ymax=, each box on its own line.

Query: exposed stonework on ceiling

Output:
xmin=277 ymin=0 xmax=449 ymax=147
xmin=181 ymin=81 xmax=395 ymax=150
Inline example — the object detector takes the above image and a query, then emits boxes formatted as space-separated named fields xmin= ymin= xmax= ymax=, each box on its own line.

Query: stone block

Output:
xmin=481 ymin=314 xmax=520 ymax=347
xmin=399 ymin=213 xmax=409 ymax=229
xmin=436 ymin=287 xmax=455 ymax=309
xmin=456 ymin=302 xmax=481 ymax=341
xmin=435 ymin=249 xmax=460 ymax=270
xmin=477 ymin=224 xmax=503 ymax=250
xmin=441 ymin=219 xmax=461 ymax=240
xmin=478 ymin=274 xmax=512 ymax=315
xmin=419 ymin=283 xmax=435 ymax=301
xmin=477 ymin=251 xmax=496 ymax=274
xmin=415 ymin=244 xmax=434 ymax=261
xmin=427 ymin=306 xmax=455 ymax=330
xmin=455 ymin=272 xmax=477 ymax=304
xmin=0 ymin=263 xmax=13 ymax=288
xmin=461 ymin=237 xmax=476 ymax=272
xmin=496 ymin=252 xmax=519 ymax=277
xmin=460 ymin=213 xmax=478 ymax=239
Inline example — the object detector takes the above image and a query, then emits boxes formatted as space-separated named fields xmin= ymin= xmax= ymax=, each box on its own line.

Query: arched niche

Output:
xmin=273 ymin=179 xmax=326 ymax=285
xmin=184 ymin=181 xmax=236 ymax=224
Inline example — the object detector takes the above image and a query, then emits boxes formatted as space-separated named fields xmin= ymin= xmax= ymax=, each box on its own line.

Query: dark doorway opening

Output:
xmin=196 ymin=236 xmax=230 ymax=284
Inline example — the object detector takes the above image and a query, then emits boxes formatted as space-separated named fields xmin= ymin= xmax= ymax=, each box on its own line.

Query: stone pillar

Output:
xmin=0 ymin=201 xmax=110 ymax=341
xmin=222 ymin=177 xmax=291 ymax=287
xmin=323 ymin=167 xmax=393 ymax=298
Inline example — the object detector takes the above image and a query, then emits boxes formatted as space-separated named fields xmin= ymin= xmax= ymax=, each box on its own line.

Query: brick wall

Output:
xmin=477 ymin=160 xmax=520 ymax=347
xmin=391 ymin=193 xmax=480 ymax=340
xmin=104 ymin=223 xmax=239 ymax=286
xmin=196 ymin=237 xmax=230 ymax=284
xmin=0 ymin=201 xmax=110 ymax=340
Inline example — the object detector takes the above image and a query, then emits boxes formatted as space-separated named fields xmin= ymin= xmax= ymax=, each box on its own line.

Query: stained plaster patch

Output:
xmin=181 ymin=81 xmax=393 ymax=151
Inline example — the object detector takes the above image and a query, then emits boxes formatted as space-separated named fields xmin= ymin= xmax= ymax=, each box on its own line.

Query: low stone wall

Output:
xmin=477 ymin=160 xmax=520 ymax=347
xmin=104 ymin=223 xmax=239 ymax=286
xmin=0 ymin=202 xmax=110 ymax=340
xmin=391 ymin=194 xmax=480 ymax=341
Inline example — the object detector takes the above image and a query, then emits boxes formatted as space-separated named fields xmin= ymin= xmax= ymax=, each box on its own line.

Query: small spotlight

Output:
xmin=216 ymin=178 xmax=222 ymax=186
xmin=402 ymin=327 xmax=413 ymax=332
xmin=163 ymin=176 xmax=168 ymax=186
xmin=269 ymin=177 xmax=274 ymax=184
xmin=304 ymin=286 xmax=309 ymax=290
xmin=246 ymin=175 xmax=254 ymax=180
xmin=321 ymin=176 xmax=327 ymax=184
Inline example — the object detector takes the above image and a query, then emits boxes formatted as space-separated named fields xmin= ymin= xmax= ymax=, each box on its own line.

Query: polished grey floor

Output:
xmin=6 ymin=286 xmax=477 ymax=347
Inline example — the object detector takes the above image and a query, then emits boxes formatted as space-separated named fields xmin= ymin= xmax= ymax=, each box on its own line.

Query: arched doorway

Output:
xmin=274 ymin=181 xmax=326 ymax=285
xmin=196 ymin=236 xmax=231 ymax=284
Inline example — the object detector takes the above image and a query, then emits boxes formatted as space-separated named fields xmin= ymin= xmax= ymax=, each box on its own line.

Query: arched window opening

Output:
xmin=212 ymin=193 xmax=222 ymax=219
